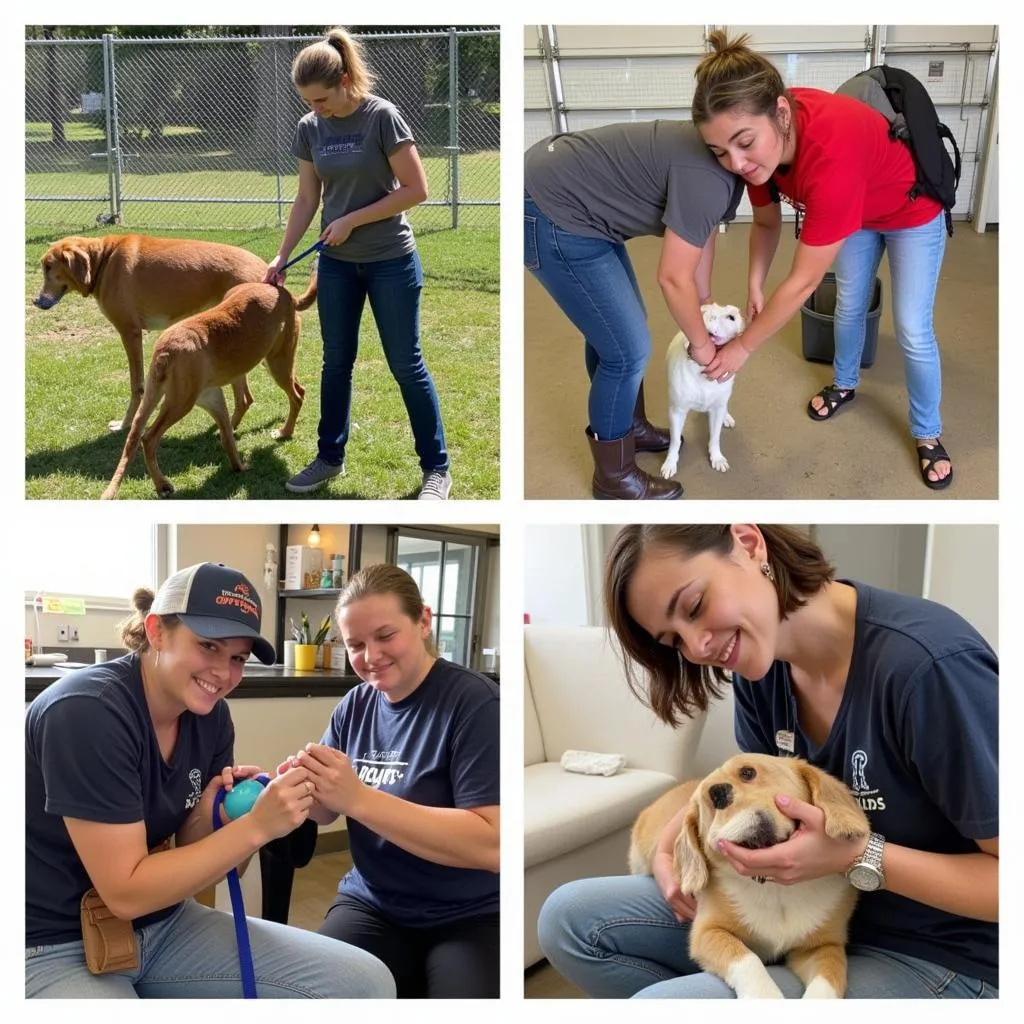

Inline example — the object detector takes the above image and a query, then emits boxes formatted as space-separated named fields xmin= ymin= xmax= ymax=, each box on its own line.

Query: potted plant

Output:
xmin=293 ymin=613 xmax=332 ymax=671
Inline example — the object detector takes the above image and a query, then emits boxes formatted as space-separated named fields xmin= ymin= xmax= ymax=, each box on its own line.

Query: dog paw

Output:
xmin=711 ymin=454 xmax=729 ymax=472
xmin=659 ymin=459 xmax=678 ymax=479
xmin=801 ymin=978 xmax=840 ymax=999
xmin=157 ymin=482 xmax=175 ymax=499
xmin=108 ymin=419 xmax=126 ymax=432
xmin=724 ymin=413 xmax=735 ymax=429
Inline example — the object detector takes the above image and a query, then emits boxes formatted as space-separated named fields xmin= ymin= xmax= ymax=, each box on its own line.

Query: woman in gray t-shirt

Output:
xmin=525 ymin=122 xmax=743 ymax=500
xmin=267 ymin=29 xmax=451 ymax=500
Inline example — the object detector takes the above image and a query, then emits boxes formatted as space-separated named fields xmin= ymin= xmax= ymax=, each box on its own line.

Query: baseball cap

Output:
xmin=150 ymin=562 xmax=276 ymax=665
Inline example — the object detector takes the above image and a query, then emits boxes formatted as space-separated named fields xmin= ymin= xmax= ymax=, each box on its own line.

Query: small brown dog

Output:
xmin=34 ymin=234 xmax=269 ymax=432
xmin=629 ymin=753 xmax=869 ymax=999
xmin=101 ymin=277 xmax=316 ymax=500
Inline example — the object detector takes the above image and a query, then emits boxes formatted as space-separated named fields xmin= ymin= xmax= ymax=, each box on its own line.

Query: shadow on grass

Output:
xmin=24 ymin=418 xmax=420 ymax=501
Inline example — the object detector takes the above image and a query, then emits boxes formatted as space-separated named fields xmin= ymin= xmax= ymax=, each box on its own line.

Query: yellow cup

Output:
xmin=294 ymin=644 xmax=317 ymax=671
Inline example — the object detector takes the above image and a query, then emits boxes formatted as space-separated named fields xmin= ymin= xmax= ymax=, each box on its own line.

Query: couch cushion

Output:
xmin=525 ymin=761 xmax=676 ymax=868
xmin=524 ymin=665 xmax=545 ymax=767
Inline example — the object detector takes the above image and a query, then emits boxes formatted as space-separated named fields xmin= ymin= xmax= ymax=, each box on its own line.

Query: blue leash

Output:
xmin=212 ymin=774 xmax=270 ymax=999
xmin=279 ymin=240 xmax=325 ymax=273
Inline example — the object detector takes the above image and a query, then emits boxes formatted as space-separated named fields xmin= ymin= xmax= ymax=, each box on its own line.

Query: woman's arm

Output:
xmin=702 ymin=236 xmax=843 ymax=381
xmin=321 ymin=142 xmax=428 ymax=246
xmin=657 ymin=227 xmax=717 ymax=366
xmin=874 ymin=836 xmax=998 ymax=923
xmin=746 ymin=201 xmax=783 ymax=317
xmin=296 ymin=744 xmax=499 ymax=872
xmin=64 ymin=768 xmax=315 ymax=920
xmin=719 ymin=796 xmax=999 ymax=923
xmin=351 ymin=791 xmax=500 ymax=873
xmin=268 ymin=159 xmax=322 ymax=276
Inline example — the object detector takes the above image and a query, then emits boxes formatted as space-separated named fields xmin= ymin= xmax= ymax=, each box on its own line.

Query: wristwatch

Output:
xmin=846 ymin=832 xmax=886 ymax=891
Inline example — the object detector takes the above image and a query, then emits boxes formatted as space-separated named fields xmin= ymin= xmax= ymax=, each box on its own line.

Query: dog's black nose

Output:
xmin=708 ymin=783 xmax=733 ymax=810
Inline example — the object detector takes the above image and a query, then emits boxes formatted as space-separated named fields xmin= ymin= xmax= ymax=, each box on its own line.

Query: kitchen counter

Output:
xmin=26 ymin=664 xmax=499 ymax=702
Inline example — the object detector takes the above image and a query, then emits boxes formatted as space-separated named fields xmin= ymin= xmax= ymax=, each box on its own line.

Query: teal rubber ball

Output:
xmin=223 ymin=779 xmax=266 ymax=820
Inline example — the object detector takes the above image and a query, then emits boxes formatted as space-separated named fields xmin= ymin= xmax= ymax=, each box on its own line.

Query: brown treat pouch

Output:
xmin=80 ymin=888 xmax=138 ymax=974
xmin=79 ymin=838 xmax=171 ymax=975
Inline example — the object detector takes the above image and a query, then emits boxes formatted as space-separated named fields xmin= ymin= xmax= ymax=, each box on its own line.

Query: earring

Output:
xmin=761 ymin=562 xmax=775 ymax=583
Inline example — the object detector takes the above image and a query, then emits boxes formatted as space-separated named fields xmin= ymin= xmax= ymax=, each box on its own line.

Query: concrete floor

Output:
xmin=524 ymin=222 xmax=998 ymax=499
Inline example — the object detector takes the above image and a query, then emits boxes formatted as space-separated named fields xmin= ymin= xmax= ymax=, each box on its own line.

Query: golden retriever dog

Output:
xmin=34 ymin=234 xmax=269 ymax=432
xmin=629 ymin=753 xmax=869 ymax=999
xmin=101 ymin=276 xmax=316 ymax=500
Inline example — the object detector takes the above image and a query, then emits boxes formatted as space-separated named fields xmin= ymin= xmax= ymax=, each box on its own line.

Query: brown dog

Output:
xmin=629 ymin=753 xmax=869 ymax=998
xmin=34 ymin=234 xmax=269 ymax=432
xmin=101 ymin=276 xmax=316 ymax=500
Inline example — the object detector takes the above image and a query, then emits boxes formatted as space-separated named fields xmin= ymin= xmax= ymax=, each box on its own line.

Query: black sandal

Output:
xmin=916 ymin=439 xmax=953 ymax=490
xmin=806 ymin=385 xmax=856 ymax=421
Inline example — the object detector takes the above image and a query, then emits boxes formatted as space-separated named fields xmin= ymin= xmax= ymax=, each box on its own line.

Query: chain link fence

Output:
xmin=26 ymin=28 xmax=499 ymax=234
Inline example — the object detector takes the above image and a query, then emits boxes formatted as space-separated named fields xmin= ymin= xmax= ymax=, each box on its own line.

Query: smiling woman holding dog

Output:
xmin=524 ymin=119 xmax=745 ymax=499
xmin=692 ymin=33 xmax=954 ymax=489
xmin=538 ymin=525 xmax=998 ymax=998
xmin=25 ymin=562 xmax=395 ymax=998
xmin=266 ymin=28 xmax=452 ymax=500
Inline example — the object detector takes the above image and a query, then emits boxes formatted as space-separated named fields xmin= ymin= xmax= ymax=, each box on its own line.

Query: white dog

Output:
xmin=660 ymin=303 xmax=746 ymax=477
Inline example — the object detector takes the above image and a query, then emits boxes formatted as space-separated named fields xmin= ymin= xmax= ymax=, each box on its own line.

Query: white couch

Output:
xmin=524 ymin=625 xmax=739 ymax=967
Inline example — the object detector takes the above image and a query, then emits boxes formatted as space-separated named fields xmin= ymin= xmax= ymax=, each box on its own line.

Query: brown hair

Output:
xmin=117 ymin=587 xmax=180 ymax=653
xmin=604 ymin=525 xmax=835 ymax=726
xmin=692 ymin=30 xmax=793 ymax=129
xmin=292 ymin=27 xmax=374 ymax=102
xmin=336 ymin=564 xmax=437 ymax=656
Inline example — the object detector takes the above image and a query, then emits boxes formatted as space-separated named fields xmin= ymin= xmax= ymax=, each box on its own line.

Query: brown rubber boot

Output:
xmin=586 ymin=429 xmax=683 ymax=500
xmin=632 ymin=383 xmax=671 ymax=452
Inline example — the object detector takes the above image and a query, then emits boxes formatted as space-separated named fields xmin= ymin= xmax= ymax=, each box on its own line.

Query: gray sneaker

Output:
xmin=285 ymin=457 xmax=345 ymax=494
xmin=417 ymin=469 xmax=452 ymax=500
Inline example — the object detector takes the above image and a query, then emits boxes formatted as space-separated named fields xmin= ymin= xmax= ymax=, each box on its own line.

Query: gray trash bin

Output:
xmin=801 ymin=271 xmax=882 ymax=368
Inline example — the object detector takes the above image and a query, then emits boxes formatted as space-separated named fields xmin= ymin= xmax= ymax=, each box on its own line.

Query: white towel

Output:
xmin=561 ymin=749 xmax=627 ymax=777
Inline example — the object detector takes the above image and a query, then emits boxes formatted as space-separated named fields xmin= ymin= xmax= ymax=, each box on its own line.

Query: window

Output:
xmin=387 ymin=528 xmax=492 ymax=669
xmin=24 ymin=523 xmax=161 ymax=603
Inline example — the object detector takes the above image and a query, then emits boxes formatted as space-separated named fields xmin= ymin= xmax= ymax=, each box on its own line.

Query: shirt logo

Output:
xmin=353 ymin=749 xmax=407 ymax=788
xmin=850 ymin=749 xmax=886 ymax=812
xmin=320 ymin=133 xmax=363 ymax=157
xmin=184 ymin=768 xmax=203 ymax=811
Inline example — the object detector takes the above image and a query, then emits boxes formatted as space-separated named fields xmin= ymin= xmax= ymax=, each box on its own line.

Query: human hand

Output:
xmin=652 ymin=849 xmax=698 ymax=922
xmin=264 ymin=255 xmax=287 ymax=286
xmin=197 ymin=765 xmax=265 ymax=826
xmin=702 ymin=339 xmax=751 ymax=383
xmin=295 ymin=742 xmax=365 ymax=817
xmin=715 ymin=794 xmax=866 ymax=885
xmin=746 ymin=287 xmax=765 ymax=322
xmin=320 ymin=216 xmax=354 ymax=247
xmin=247 ymin=766 xmax=314 ymax=843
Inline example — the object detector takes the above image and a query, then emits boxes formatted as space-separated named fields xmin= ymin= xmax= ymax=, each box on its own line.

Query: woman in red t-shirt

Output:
xmin=691 ymin=32 xmax=952 ymax=489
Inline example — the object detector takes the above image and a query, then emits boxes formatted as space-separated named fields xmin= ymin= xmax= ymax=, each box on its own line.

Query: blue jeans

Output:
xmin=538 ymin=876 xmax=997 ymax=999
xmin=525 ymin=192 xmax=648 ymax=441
xmin=315 ymin=251 xmax=448 ymax=472
xmin=26 ymin=898 xmax=396 ymax=998
xmin=832 ymin=211 xmax=947 ymax=439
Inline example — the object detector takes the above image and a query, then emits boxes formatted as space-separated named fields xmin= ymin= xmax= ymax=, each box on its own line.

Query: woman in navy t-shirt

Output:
xmin=25 ymin=562 xmax=394 ymax=999
xmin=283 ymin=563 xmax=500 ymax=998
xmin=538 ymin=525 xmax=997 ymax=998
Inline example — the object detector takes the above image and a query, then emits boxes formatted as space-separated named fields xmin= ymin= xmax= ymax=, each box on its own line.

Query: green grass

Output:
xmin=24 ymin=225 xmax=499 ymax=500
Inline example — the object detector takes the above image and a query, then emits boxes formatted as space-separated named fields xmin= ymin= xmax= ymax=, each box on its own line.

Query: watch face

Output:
xmin=849 ymin=864 xmax=882 ymax=891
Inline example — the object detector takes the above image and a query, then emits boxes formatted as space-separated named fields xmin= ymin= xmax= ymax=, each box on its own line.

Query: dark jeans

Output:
xmin=525 ymin=191 xmax=648 ymax=440
xmin=315 ymin=251 xmax=448 ymax=472
xmin=319 ymin=893 xmax=499 ymax=999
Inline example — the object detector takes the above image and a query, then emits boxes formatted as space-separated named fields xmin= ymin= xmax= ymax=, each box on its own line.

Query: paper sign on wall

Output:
xmin=42 ymin=596 xmax=87 ymax=616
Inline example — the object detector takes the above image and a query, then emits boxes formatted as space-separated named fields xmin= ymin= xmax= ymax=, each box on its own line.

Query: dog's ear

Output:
xmin=797 ymin=761 xmax=869 ymax=840
xmin=674 ymin=794 xmax=709 ymax=896
xmin=61 ymin=246 xmax=92 ymax=292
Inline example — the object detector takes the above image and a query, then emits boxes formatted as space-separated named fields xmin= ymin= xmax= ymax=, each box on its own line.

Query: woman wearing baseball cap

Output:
xmin=25 ymin=562 xmax=396 ymax=999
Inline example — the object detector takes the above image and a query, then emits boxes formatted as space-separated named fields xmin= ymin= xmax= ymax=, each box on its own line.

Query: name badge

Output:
xmin=776 ymin=729 xmax=796 ymax=755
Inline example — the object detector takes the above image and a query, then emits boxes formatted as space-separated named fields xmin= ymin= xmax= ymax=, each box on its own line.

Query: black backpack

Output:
xmin=836 ymin=65 xmax=962 ymax=236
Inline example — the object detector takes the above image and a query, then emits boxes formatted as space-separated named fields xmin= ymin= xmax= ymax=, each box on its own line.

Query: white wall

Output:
xmin=923 ymin=525 xmax=998 ymax=652
xmin=813 ymin=525 xmax=928 ymax=596
xmin=524 ymin=525 xmax=587 ymax=626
